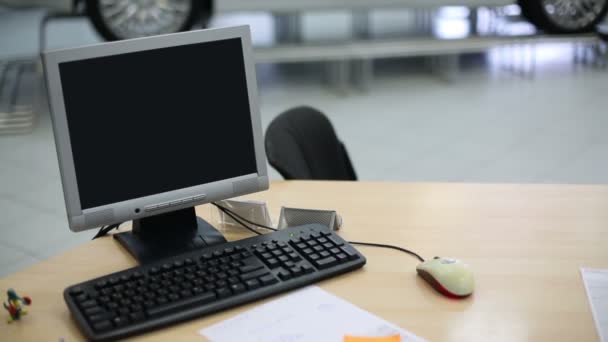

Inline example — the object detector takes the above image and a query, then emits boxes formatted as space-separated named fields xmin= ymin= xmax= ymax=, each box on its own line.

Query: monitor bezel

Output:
xmin=43 ymin=26 xmax=268 ymax=232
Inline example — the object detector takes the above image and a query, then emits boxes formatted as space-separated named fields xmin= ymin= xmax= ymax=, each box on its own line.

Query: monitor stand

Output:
xmin=113 ymin=207 xmax=227 ymax=264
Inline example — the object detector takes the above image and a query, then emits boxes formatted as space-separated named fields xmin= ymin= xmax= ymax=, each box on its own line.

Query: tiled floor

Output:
xmin=1 ymin=9 xmax=607 ymax=277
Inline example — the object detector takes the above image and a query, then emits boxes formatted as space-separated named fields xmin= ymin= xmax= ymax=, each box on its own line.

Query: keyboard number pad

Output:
xmin=290 ymin=232 xmax=359 ymax=270
xmin=253 ymin=242 xmax=312 ymax=281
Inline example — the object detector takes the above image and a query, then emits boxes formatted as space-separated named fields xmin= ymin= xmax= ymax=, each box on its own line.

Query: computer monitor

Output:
xmin=42 ymin=26 xmax=269 ymax=264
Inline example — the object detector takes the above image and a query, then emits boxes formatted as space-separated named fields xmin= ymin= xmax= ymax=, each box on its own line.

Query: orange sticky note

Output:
xmin=343 ymin=335 xmax=401 ymax=342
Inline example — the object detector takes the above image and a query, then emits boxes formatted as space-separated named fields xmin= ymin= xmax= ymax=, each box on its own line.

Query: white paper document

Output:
xmin=581 ymin=268 xmax=608 ymax=342
xmin=199 ymin=286 xmax=425 ymax=342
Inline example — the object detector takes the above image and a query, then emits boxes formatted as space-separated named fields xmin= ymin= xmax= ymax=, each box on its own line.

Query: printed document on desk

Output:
xmin=581 ymin=268 xmax=608 ymax=342
xmin=199 ymin=286 xmax=425 ymax=342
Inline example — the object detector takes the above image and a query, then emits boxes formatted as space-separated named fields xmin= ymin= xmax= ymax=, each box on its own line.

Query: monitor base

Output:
xmin=113 ymin=207 xmax=227 ymax=264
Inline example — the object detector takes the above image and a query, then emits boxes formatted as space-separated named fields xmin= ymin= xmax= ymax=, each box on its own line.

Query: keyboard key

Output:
xmin=129 ymin=311 xmax=145 ymax=323
xmin=130 ymin=304 xmax=143 ymax=312
xmin=290 ymin=266 xmax=303 ymax=276
xmin=320 ymin=251 xmax=330 ymax=258
xmin=112 ymin=316 xmax=129 ymax=328
xmin=230 ymin=283 xmax=246 ymax=294
xmin=216 ymin=287 xmax=231 ymax=299
xmin=95 ymin=280 xmax=108 ymax=290
xmin=278 ymin=269 xmax=292 ymax=281
xmin=80 ymin=300 xmax=97 ymax=309
xmin=259 ymin=274 xmax=278 ymax=286
xmin=341 ymin=247 xmax=359 ymax=260
xmin=302 ymin=264 xmax=314 ymax=274
xmin=240 ymin=263 xmax=263 ymax=273
xmin=315 ymin=256 xmax=337 ymax=269
xmin=70 ymin=287 xmax=84 ymax=297
xmin=289 ymin=252 xmax=301 ymax=260
xmin=89 ymin=312 xmax=113 ymax=323
xmin=93 ymin=320 xmax=112 ymax=332
xmin=240 ymin=268 xmax=269 ymax=281
xmin=245 ymin=279 xmax=260 ymax=289
xmin=84 ymin=306 xmax=103 ymax=316
xmin=261 ymin=252 xmax=272 ymax=259
xmin=328 ymin=236 xmax=345 ymax=246
xmin=149 ymin=291 xmax=217 ymax=319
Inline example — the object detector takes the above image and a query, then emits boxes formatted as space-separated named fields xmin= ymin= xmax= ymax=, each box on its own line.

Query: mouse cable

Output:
xmin=92 ymin=222 xmax=123 ymax=240
xmin=347 ymin=241 xmax=424 ymax=262
xmin=212 ymin=202 xmax=264 ymax=236
xmin=212 ymin=202 xmax=278 ymax=232
xmin=212 ymin=202 xmax=425 ymax=263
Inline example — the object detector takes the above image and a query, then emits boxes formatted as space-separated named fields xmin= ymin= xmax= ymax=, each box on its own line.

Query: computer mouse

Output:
xmin=416 ymin=257 xmax=474 ymax=298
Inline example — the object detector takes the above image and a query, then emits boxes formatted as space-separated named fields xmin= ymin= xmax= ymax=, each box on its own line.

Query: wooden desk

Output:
xmin=2 ymin=181 xmax=607 ymax=341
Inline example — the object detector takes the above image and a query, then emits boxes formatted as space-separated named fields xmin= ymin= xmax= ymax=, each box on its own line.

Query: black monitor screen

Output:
xmin=58 ymin=38 xmax=257 ymax=210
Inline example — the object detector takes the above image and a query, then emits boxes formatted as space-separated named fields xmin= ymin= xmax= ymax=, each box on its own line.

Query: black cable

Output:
xmin=211 ymin=202 xmax=277 ymax=231
xmin=213 ymin=204 xmax=263 ymax=235
xmin=92 ymin=222 xmax=122 ymax=240
xmin=348 ymin=241 xmax=425 ymax=262
xmin=212 ymin=203 xmax=425 ymax=263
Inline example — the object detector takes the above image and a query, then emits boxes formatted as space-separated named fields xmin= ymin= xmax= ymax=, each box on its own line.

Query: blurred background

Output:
xmin=1 ymin=0 xmax=607 ymax=276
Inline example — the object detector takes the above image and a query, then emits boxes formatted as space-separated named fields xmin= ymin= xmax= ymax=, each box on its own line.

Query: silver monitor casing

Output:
xmin=42 ymin=26 xmax=269 ymax=232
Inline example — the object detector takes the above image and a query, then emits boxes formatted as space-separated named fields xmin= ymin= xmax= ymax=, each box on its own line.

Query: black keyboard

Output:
xmin=65 ymin=224 xmax=366 ymax=341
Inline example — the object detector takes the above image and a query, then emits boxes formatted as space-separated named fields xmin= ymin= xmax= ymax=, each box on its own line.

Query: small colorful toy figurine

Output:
xmin=3 ymin=288 xmax=32 ymax=323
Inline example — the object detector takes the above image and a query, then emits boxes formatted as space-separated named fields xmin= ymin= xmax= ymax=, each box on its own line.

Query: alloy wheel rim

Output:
xmin=99 ymin=0 xmax=192 ymax=39
xmin=541 ymin=0 xmax=606 ymax=29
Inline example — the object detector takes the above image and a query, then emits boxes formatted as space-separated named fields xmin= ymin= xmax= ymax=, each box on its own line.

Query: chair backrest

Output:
xmin=264 ymin=106 xmax=357 ymax=181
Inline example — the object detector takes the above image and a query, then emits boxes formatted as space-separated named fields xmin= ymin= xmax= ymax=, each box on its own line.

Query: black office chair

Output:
xmin=264 ymin=106 xmax=357 ymax=181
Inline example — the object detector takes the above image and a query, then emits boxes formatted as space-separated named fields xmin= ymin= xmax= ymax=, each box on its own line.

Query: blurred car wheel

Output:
xmin=520 ymin=0 xmax=608 ymax=33
xmin=86 ymin=0 xmax=204 ymax=40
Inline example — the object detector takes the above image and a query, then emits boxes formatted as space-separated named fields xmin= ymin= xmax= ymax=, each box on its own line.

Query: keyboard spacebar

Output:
xmin=147 ymin=292 xmax=217 ymax=318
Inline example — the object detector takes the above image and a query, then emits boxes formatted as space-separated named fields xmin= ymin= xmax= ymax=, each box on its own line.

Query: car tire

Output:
xmin=86 ymin=0 xmax=207 ymax=41
xmin=519 ymin=0 xmax=608 ymax=33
